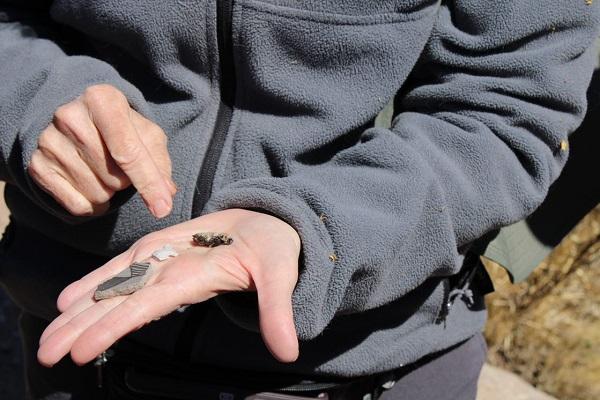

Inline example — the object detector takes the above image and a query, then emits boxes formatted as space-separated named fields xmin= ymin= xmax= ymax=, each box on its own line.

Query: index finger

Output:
xmin=70 ymin=283 xmax=189 ymax=364
xmin=85 ymin=88 xmax=173 ymax=218
xmin=56 ymin=251 xmax=133 ymax=313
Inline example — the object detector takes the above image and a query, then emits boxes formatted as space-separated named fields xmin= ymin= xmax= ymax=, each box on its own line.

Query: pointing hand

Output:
xmin=28 ymin=84 xmax=176 ymax=218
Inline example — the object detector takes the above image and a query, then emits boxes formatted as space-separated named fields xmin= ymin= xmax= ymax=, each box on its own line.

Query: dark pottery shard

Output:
xmin=192 ymin=232 xmax=233 ymax=247
xmin=94 ymin=262 xmax=153 ymax=300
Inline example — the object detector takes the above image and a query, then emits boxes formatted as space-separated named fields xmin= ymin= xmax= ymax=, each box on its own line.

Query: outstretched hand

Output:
xmin=37 ymin=209 xmax=301 ymax=366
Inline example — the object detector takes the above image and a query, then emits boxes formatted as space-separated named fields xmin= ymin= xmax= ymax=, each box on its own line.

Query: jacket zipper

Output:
xmin=193 ymin=0 xmax=236 ymax=216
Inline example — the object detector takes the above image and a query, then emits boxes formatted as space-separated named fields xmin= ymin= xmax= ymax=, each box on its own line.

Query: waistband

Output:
xmin=99 ymin=333 xmax=483 ymax=400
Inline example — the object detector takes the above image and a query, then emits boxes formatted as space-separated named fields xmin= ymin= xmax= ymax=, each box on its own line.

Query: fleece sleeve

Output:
xmin=0 ymin=0 xmax=149 ymax=221
xmin=205 ymin=0 xmax=600 ymax=340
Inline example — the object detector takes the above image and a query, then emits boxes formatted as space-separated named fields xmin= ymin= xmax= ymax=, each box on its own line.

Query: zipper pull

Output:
xmin=93 ymin=350 xmax=113 ymax=388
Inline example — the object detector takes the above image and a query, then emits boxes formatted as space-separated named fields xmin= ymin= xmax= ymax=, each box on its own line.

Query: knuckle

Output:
xmin=36 ymin=131 xmax=55 ymax=154
xmin=67 ymin=123 xmax=93 ymax=145
xmin=65 ymin=198 xmax=93 ymax=216
xmin=103 ymin=177 xmax=130 ymax=192
xmin=152 ymin=126 xmax=168 ymax=146
xmin=137 ymin=117 xmax=167 ymax=145
xmin=37 ymin=131 xmax=52 ymax=152
xmin=37 ymin=129 xmax=66 ymax=157
xmin=53 ymin=108 xmax=91 ymax=146
xmin=54 ymin=103 xmax=80 ymax=124
xmin=28 ymin=151 xmax=46 ymax=180
xmin=88 ymin=189 xmax=114 ymax=206
xmin=110 ymin=139 xmax=142 ymax=168
xmin=84 ymin=84 xmax=125 ymax=105
xmin=76 ymin=142 xmax=114 ymax=178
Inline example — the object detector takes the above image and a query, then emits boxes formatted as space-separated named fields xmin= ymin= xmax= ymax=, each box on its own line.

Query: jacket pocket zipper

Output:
xmin=193 ymin=0 xmax=236 ymax=216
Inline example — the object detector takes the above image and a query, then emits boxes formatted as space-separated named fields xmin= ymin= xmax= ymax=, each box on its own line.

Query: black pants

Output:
xmin=379 ymin=332 xmax=486 ymax=400
xmin=18 ymin=311 xmax=486 ymax=400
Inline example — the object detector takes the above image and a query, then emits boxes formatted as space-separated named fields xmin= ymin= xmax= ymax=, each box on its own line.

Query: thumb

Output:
xmin=255 ymin=265 xmax=299 ymax=363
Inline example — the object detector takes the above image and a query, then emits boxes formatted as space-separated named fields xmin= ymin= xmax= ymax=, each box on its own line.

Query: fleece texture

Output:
xmin=0 ymin=0 xmax=598 ymax=377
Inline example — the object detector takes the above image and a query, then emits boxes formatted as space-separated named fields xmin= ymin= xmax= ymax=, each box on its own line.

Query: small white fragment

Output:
xmin=152 ymin=244 xmax=178 ymax=261
xmin=382 ymin=380 xmax=396 ymax=389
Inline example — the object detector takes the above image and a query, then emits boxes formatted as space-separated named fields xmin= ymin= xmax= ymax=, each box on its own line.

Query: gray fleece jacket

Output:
xmin=0 ymin=0 xmax=598 ymax=377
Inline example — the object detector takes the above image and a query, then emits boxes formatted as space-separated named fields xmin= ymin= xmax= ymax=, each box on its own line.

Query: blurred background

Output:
xmin=477 ymin=39 xmax=600 ymax=399
xmin=482 ymin=205 xmax=599 ymax=400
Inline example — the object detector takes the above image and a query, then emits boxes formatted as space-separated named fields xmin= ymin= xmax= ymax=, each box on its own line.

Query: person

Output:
xmin=0 ymin=1 xmax=598 ymax=399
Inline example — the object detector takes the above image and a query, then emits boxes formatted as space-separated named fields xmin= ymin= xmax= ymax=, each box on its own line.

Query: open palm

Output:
xmin=37 ymin=209 xmax=301 ymax=367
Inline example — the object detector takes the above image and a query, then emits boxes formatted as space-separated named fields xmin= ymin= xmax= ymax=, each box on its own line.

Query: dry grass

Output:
xmin=485 ymin=205 xmax=600 ymax=400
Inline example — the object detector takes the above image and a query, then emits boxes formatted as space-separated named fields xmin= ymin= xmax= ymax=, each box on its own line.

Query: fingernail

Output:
xmin=152 ymin=198 xmax=172 ymax=218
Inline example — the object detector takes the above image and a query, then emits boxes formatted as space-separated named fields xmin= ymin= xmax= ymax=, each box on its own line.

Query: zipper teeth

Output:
xmin=193 ymin=0 xmax=235 ymax=216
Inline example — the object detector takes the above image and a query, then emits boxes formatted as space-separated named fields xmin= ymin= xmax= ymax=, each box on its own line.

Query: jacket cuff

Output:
xmin=204 ymin=183 xmax=336 ymax=340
